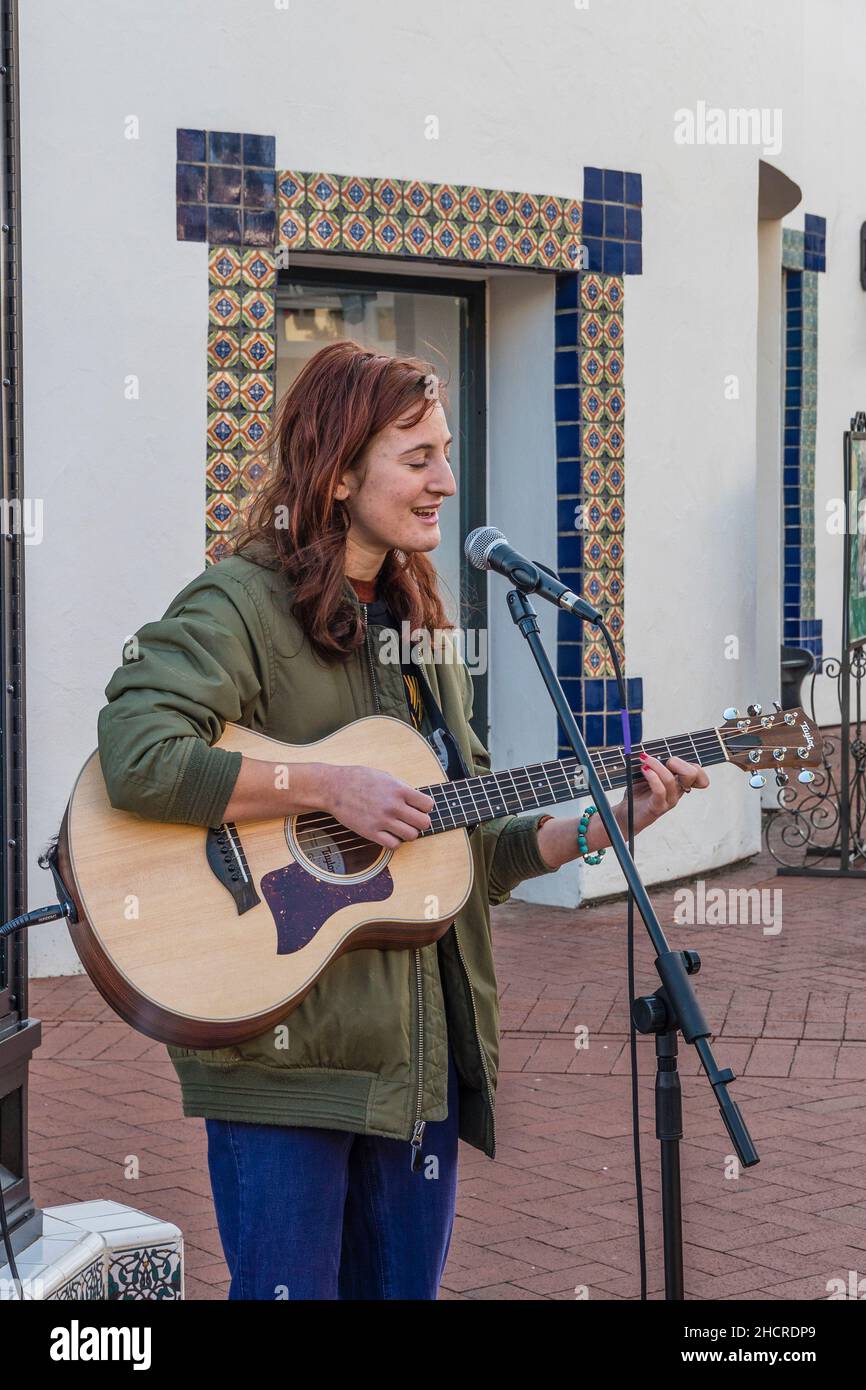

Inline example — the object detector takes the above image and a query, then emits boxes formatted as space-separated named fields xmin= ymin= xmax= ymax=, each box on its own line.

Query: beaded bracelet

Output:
xmin=577 ymin=805 xmax=606 ymax=865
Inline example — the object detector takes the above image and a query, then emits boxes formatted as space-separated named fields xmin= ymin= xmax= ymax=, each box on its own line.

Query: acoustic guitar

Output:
xmin=55 ymin=702 xmax=820 ymax=1048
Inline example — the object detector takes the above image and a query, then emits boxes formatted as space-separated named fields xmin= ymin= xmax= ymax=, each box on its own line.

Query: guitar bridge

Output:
xmin=206 ymin=822 xmax=261 ymax=915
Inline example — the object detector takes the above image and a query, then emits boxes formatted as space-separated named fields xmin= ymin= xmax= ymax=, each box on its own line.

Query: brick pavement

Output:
xmin=25 ymin=848 xmax=866 ymax=1300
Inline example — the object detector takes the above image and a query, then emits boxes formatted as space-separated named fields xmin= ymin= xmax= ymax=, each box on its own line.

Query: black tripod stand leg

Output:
xmin=656 ymin=1028 xmax=684 ymax=1300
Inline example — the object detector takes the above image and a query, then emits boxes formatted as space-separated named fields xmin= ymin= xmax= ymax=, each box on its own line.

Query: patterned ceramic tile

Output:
xmin=268 ymin=169 xmax=584 ymax=272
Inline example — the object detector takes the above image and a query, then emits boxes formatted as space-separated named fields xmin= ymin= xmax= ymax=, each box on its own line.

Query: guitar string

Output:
xmin=289 ymin=723 xmax=804 ymax=851
xmin=286 ymin=720 xmax=802 ymax=855
xmin=291 ymin=734 xmax=729 ymax=842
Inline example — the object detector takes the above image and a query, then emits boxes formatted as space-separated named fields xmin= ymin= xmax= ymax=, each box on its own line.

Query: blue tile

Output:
xmin=605 ymin=678 xmax=625 ymax=708
xmin=625 ymin=171 xmax=642 ymax=206
xmin=177 ymin=128 xmax=206 ymax=161
xmin=555 ymin=311 xmax=580 ymax=348
xmin=583 ymin=236 xmax=603 ymax=271
xmin=243 ymin=210 xmax=276 ymax=246
xmin=207 ymin=205 xmax=242 ymax=242
xmin=557 ymin=461 xmax=580 ymax=493
xmin=604 ymin=203 xmax=625 ymax=238
xmin=555 ymin=385 xmax=581 ymax=421
xmin=558 ymin=645 xmax=584 ymax=677
xmin=625 ymin=206 xmax=642 ymax=241
xmin=555 ymin=349 xmax=580 ymax=385
xmin=605 ymin=715 xmax=623 ymax=745
xmin=627 ymin=676 xmax=643 ymax=708
xmin=584 ymin=679 xmax=605 ymax=712
xmin=602 ymin=241 xmax=624 ymax=274
xmin=208 ymin=164 xmax=242 ymax=204
xmin=243 ymin=133 xmax=276 ymax=167
xmin=584 ymin=166 xmax=604 ymax=200
xmin=557 ymin=535 xmax=584 ymax=570
xmin=557 ymin=495 xmax=582 ymax=531
xmin=624 ymin=242 xmax=642 ymax=274
xmin=177 ymin=203 xmax=206 ymax=241
xmin=556 ymin=422 xmax=582 ymax=457
xmin=243 ymin=167 xmax=275 ymax=210
xmin=585 ymin=716 xmax=604 ymax=747
xmin=208 ymin=131 xmax=243 ymax=164
xmin=582 ymin=200 xmax=604 ymax=237
xmin=556 ymin=273 xmax=579 ymax=310
xmin=603 ymin=169 xmax=624 ymax=202
xmin=177 ymin=163 xmax=206 ymax=203
xmin=558 ymin=608 xmax=584 ymax=640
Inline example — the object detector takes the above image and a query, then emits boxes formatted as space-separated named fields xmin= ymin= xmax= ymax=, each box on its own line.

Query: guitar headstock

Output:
xmin=718 ymin=702 xmax=820 ymax=788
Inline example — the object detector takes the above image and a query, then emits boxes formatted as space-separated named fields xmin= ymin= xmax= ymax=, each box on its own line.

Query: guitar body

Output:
xmin=58 ymin=717 xmax=473 ymax=1049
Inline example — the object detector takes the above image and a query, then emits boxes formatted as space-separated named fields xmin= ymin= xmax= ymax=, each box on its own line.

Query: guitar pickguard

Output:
xmin=260 ymin=860 xmax=394 ymax=954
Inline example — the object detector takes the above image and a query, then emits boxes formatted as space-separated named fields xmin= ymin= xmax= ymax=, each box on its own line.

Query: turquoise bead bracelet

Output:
xmin=577 ymin=805 xmax=606 ymax=865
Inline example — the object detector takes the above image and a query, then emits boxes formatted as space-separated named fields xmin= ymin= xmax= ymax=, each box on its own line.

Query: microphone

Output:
xmin=464 ymin=527 xmax=603 ymax=624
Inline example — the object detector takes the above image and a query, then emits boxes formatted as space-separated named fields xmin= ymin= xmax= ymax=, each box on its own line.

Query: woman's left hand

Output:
xmin=536 ymin=754 xmax=711 ymax=869
xmin=610 ymin=752 xmax=710 ymax=840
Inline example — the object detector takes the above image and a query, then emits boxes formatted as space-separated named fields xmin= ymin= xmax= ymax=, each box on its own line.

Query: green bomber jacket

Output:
xmin=95 ymin=543 xmax=558 ymax=1160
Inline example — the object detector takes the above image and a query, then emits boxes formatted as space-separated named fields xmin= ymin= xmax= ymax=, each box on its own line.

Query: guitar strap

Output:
xmin=363 ymin=596 xmax=476 ymax=830
xmin=414 ymin=665 xmax=474 ymax=775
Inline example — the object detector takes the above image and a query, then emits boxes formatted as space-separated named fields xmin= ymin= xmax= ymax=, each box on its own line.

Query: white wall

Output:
xmin=21 ymin=0 xmax=866 ymax=971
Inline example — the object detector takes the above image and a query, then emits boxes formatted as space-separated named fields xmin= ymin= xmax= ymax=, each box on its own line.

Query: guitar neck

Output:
xmin=419 ymin=727 xmax=728 ymax=835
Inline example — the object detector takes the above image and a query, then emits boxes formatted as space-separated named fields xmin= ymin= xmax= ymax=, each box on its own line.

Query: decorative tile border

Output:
xmin=183 ymin=133 xmax=647 ymax=747
xmin=782 ymin=225 xmax=824 ymax=667
xmin=206 ymin=244 xmax=277 ymax=564
xmin=551 ymin=164 xmax=645 ymax=750
xmin=276 ymin=169 xmax=585 ymax=272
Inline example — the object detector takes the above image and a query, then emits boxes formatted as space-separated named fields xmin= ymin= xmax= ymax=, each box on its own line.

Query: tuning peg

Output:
xmin=723 ymin=707 xmax=739 ymax=721
xmin=747 ymin=702 xmax=762 ymax=717
xmin=749 ymin=773 xmax=767 ymax=788
xmin=798 ymin=770 xmax=815 ymax=784
xmin=775 ymin=771 xmax=789 ymax=786
xmin=772 ymin=700 xmax=783 ymax=714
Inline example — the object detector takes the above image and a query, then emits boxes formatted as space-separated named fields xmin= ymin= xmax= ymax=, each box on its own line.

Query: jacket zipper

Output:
xmin=453 ymin=924 xmax=496 ymax=1159
xmin=360 ymin=599 xmax=427 ymax=1172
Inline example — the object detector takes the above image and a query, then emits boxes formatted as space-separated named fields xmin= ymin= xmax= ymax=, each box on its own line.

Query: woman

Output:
xmin=97 ymin=341 xmax=709 ymax=1301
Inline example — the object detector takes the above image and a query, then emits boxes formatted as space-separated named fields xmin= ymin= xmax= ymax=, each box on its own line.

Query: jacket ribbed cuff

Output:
xmin=167 ymin=739 xmax=244 ymax=828
xmin=490 ymin=811 xmax=558 ymax=896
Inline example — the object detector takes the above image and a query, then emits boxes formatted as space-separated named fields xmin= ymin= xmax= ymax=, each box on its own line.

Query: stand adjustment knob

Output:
xmin=682 ymin=949 xmax=701 ymax=975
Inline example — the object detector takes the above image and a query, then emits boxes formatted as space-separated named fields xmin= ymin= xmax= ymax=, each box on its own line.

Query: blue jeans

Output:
xmin=205 ymin=1042 xmax=460 ymax=1300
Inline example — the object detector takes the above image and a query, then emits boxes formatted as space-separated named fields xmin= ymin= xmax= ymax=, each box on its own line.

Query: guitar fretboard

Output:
xmin=417 ymin=728 xmax=727 ymax=835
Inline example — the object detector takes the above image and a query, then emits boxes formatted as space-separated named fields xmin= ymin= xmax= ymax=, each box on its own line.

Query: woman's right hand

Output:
xmin=321 ymin=764 xmax=435 ymax=849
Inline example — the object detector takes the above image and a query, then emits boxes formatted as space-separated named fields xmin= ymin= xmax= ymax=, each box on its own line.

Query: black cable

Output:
xmin=597 ymin=619 xmax=647 ymax=1302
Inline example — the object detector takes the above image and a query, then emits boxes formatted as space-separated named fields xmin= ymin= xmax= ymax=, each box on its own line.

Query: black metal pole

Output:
xmin=840 ymin=428 xmax=852 ymax=872
xmin=503 ymin=585 xmax=758 ymax=1300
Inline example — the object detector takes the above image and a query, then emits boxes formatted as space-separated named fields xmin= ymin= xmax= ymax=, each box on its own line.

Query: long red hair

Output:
xmin=231 ymin=341 xmax=455 ymax=664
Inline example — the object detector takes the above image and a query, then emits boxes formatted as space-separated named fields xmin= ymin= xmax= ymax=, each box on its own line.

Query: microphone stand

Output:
xmin=503 ymin=586 xmax=758 ymax=1301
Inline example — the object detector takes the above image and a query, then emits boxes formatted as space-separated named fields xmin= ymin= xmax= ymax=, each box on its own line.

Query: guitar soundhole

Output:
xmin=286 ymin=812 xmax=390 ymax=883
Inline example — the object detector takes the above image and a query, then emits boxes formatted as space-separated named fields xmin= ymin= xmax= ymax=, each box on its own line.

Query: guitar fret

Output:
xmin=417 ymin=723 xmax=736 ymax=835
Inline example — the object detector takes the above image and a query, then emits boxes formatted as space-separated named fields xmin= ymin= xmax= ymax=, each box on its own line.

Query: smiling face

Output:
xmin=335 ymin=399 xmax=456 ymax=581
